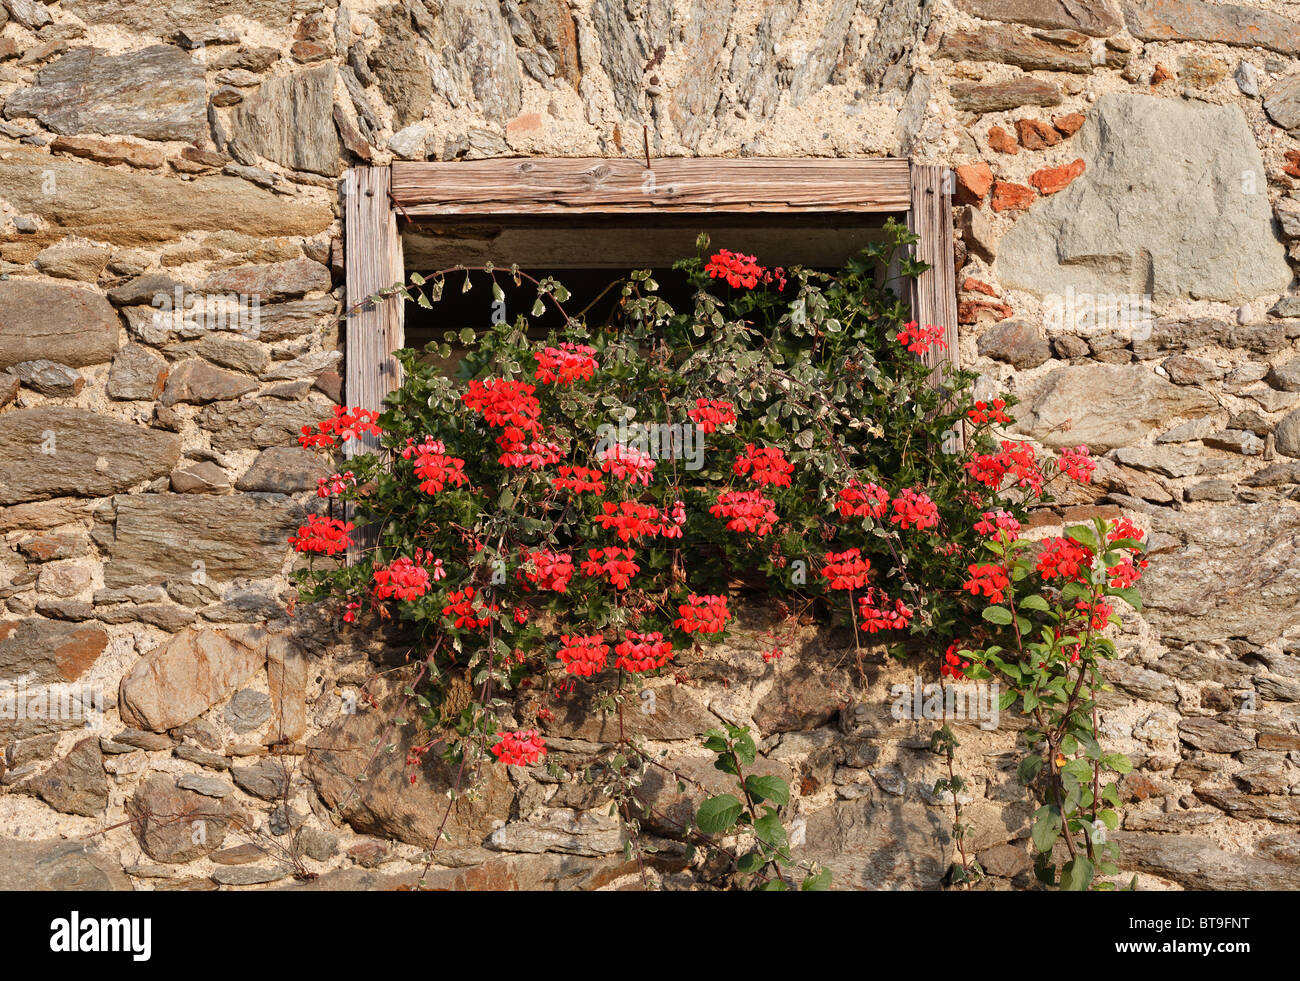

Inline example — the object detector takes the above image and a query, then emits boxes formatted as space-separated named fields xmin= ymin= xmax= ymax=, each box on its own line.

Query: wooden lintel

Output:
xmin=391 ymin=157 xmax=912 ymax=217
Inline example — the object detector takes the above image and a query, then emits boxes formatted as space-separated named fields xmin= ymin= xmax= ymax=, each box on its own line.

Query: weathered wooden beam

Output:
xmin=343 ymin=165 xmax=404 ymax=445
xmin=907 ymin=162 xmax=960 ymax=376
xmin=907 ymin=162 xmax=963 ymax=450
xmin=342 ymin=165 xmax=404 ymax=562
xmin=391 ymin=157 xmax=912 ymax=216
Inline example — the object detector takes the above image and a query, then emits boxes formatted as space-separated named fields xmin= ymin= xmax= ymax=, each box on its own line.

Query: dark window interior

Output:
xmin=399 ymin=214 xmax=900 ymax=370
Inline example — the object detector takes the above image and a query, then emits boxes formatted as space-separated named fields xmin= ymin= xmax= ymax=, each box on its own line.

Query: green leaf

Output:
xmin=1060 ymin=856 xmax=1094 ymax=891
xmin=745 ymin=774 xmax=790 ymax=805
xmin=736 ymin=851 xmax=764 ymax=874
xmin=801 ymin=867 xmax=832 ymax=891
xmin=1032 ymin=807 xmax=1062 ymax=854
xmin=695 ymin=793 xmax=744 ymax=834
xmin=982 ymin=606 xmax=1012 ymax=625
xmin=1019 ymin=593 xmax=1049 ymax=612
xmin=1101 ymin=753 xmax=1132 ymax=774
xmin=753 ymin=812 xmax=787 ymax=848
xmin=1017 ymin=754 xmax=1044 ymax=785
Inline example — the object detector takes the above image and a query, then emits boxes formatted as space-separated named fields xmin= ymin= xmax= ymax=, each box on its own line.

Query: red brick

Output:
xmin=1284 ymin=150 xmax=1300 ymax=180
xmin=990 ymin=180 xmax=1035 ymax=212
xmin=1029 ymin=158 xmax=1086 ymax=194
xmin=1053 ymin=112 xmax=1085 ymax=136
xmin=954 ymin=161 xmax=993 ymax=205
xmin=987 ymin=125 xmax=1018 ymax=154
xmin=958 ymin=299 xmax=1015 ymax=324
xmin=1014 ymin=117 xmax=1061 ymax=150
xmin=962 ymin=276 xmax=997 ymax=297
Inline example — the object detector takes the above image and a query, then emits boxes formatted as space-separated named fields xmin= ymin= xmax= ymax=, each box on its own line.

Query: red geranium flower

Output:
xmin=557 ymin=633 xmax=610 ymax=677
xmin=491 ymin=729 xmax=547 ymax=766
xmin=288 ymin=514 xmax=354 ymax=556
xmin=733 ymin=444 xmax=794 ymax=488
xmin=614 ymin=631 xmax=674 ymax=672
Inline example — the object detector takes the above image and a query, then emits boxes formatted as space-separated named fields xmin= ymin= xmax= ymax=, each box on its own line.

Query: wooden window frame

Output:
xmin=343 ymin=157 xmax=958 ymax=419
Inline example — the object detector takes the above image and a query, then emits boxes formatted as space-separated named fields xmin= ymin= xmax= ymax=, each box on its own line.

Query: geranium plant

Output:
xmin=290 ymin=220 xmax=1145 ymax=890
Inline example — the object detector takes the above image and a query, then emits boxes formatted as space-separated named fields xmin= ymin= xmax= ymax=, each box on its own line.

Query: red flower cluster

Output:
xmin=463 ymin=378 xmax=549 ymax=467
xmin=373 ymin=557 xmax=431 ymax=601
xmin=299 ymin=405 xmax=382 ymax=449
xmin=614 ymin=631 xmax=674 ymax=672
xmin=965 ymin=440 xmax=1044 ymax=495
xmin=890 ymin=487 xmax=940 ymax=531
xmin=533 ymin=343 xmax=598 ymax=386
xmin=596 ymin=500 xmax=663 ymax=542
xmin=704 ymin=250 xmax=786 ymax=290
xmin=857 ymin=589 xmax=912 ymax=633
xmin=896 ymin=321 xmax=948 ymax=357
xmin=289 ymin=515 xmax=354 ymax=556
xmin=688 ymin=398 xmax=737 ymax=434
xmin=1056 ymin=445 xmax=1095 ymax=483
xmin=599 ymin=444 xmax=656 ymax=485
xmin=974 ymin=509 xmax=1021 ymax=541
xmin=1108 ymin=517 xmax=1145 ymax=543
xmin=941 ymin=640 xmax=970 ymax=679
xmin=491 ymin=729 xmax=547 ymax=766
xmin=1036 ymin=537 xmax=1093 ymax=582
xmin=401 ymin=436 xmax=469 ymax=495
xmin=551 ymin=465 xmax=606 ymax=496
xmin=967 ymin=398 xmax=1012 ymax=426
xmin=317 ymin=471 xmax=356 ymax=498
xmin=580 ymin=547 xmax=639 ymax=589
xmin=963 ymin=563 xmax=1010 ymax=603
xmin=442 ymin=586 xmax=498 ymax=630
xmin=734 ymin=444 xmax=794 ymax=488
xmin=836 ymin=479 xmax=889 ymax=520
xmin=521 ymin=549 xmax=575 ymax=592
xmin=1074 ymin=598 xmax=1114 ymax=631
xmin=499 ymin=438 xmax=565 ymax=471
xmin=710 ymin=490 xmax=778 ymax=536
xmin=556 ymin=633 xmax=610 ymax=677
xmin=822 ymin=548 xmax=871 ymax=590
xmin=674 ymin=593 xmax=731 ymax=634
xmin=463 ymin=377 xmax=541 ymax=433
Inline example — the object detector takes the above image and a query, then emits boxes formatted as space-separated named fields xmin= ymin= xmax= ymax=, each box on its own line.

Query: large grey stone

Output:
xmin=160 ymin=360 xmax=257 ymax=406
xmin=127 ymin=775 xmax=245 ymax=863
xmin=0 ymin=619 xmax=107 ymax=685
xmin=108 ymin=344 xmax=169 ymax=401
xmin=198 ymin=400 xmax=336 ymax=452
xmin=62 ymin=0 xmax=295 ymax=33
xmin=1265 ymin=73 xmax=1300 ymax=131
xmin=796 ymin=798 xmax=952 ymax=889
xmin=0 ymin=280 xmax=120 ymax=371
xmin=0 ymin=838 xmax=130 ymax=890
xmin=997 ymin=94 xmax=1291 ymax=303
xmin=22 ymin=737 xmax=107 ymax=816
xmin=201 ymin=257 xmax=330 ymax=303
xmin=4 ymin=46 xmax=206 ymax=142
xmin=1017 ymin=363 xmax=1217 ymax=451
xmin=1277 ymin=409 xmax=1300 ymax=458
xmin=303 ymin=676 xmax=516 ymax=849
xmin=0 ymin=408 xmax=180 ymax=505
xmin=0 ymin=146 xmax=330 ymax=247
xmin=229 ymin=66 xmax=343 ymax=177
xmin=955 ymin=0 xmax=1121 ymax=35
xmin=1117 ymin=832 xmax=1300 ymax=889
xmin=96 ymin=493 xmax=300 ymax=588
xmin=118 ymin=625 xmax=274 ymax=732
xmin=1124 ymin=0 xmax=1300 ymax=56
xmin=1141 ymin=502 xmax=1300 ymax=644
xmin=235 ymin=446 xmax=325 ymax=494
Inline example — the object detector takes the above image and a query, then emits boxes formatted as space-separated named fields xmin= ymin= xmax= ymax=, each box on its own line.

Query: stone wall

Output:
xmin=0 ymin=0 xmax=1298 ymax=890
